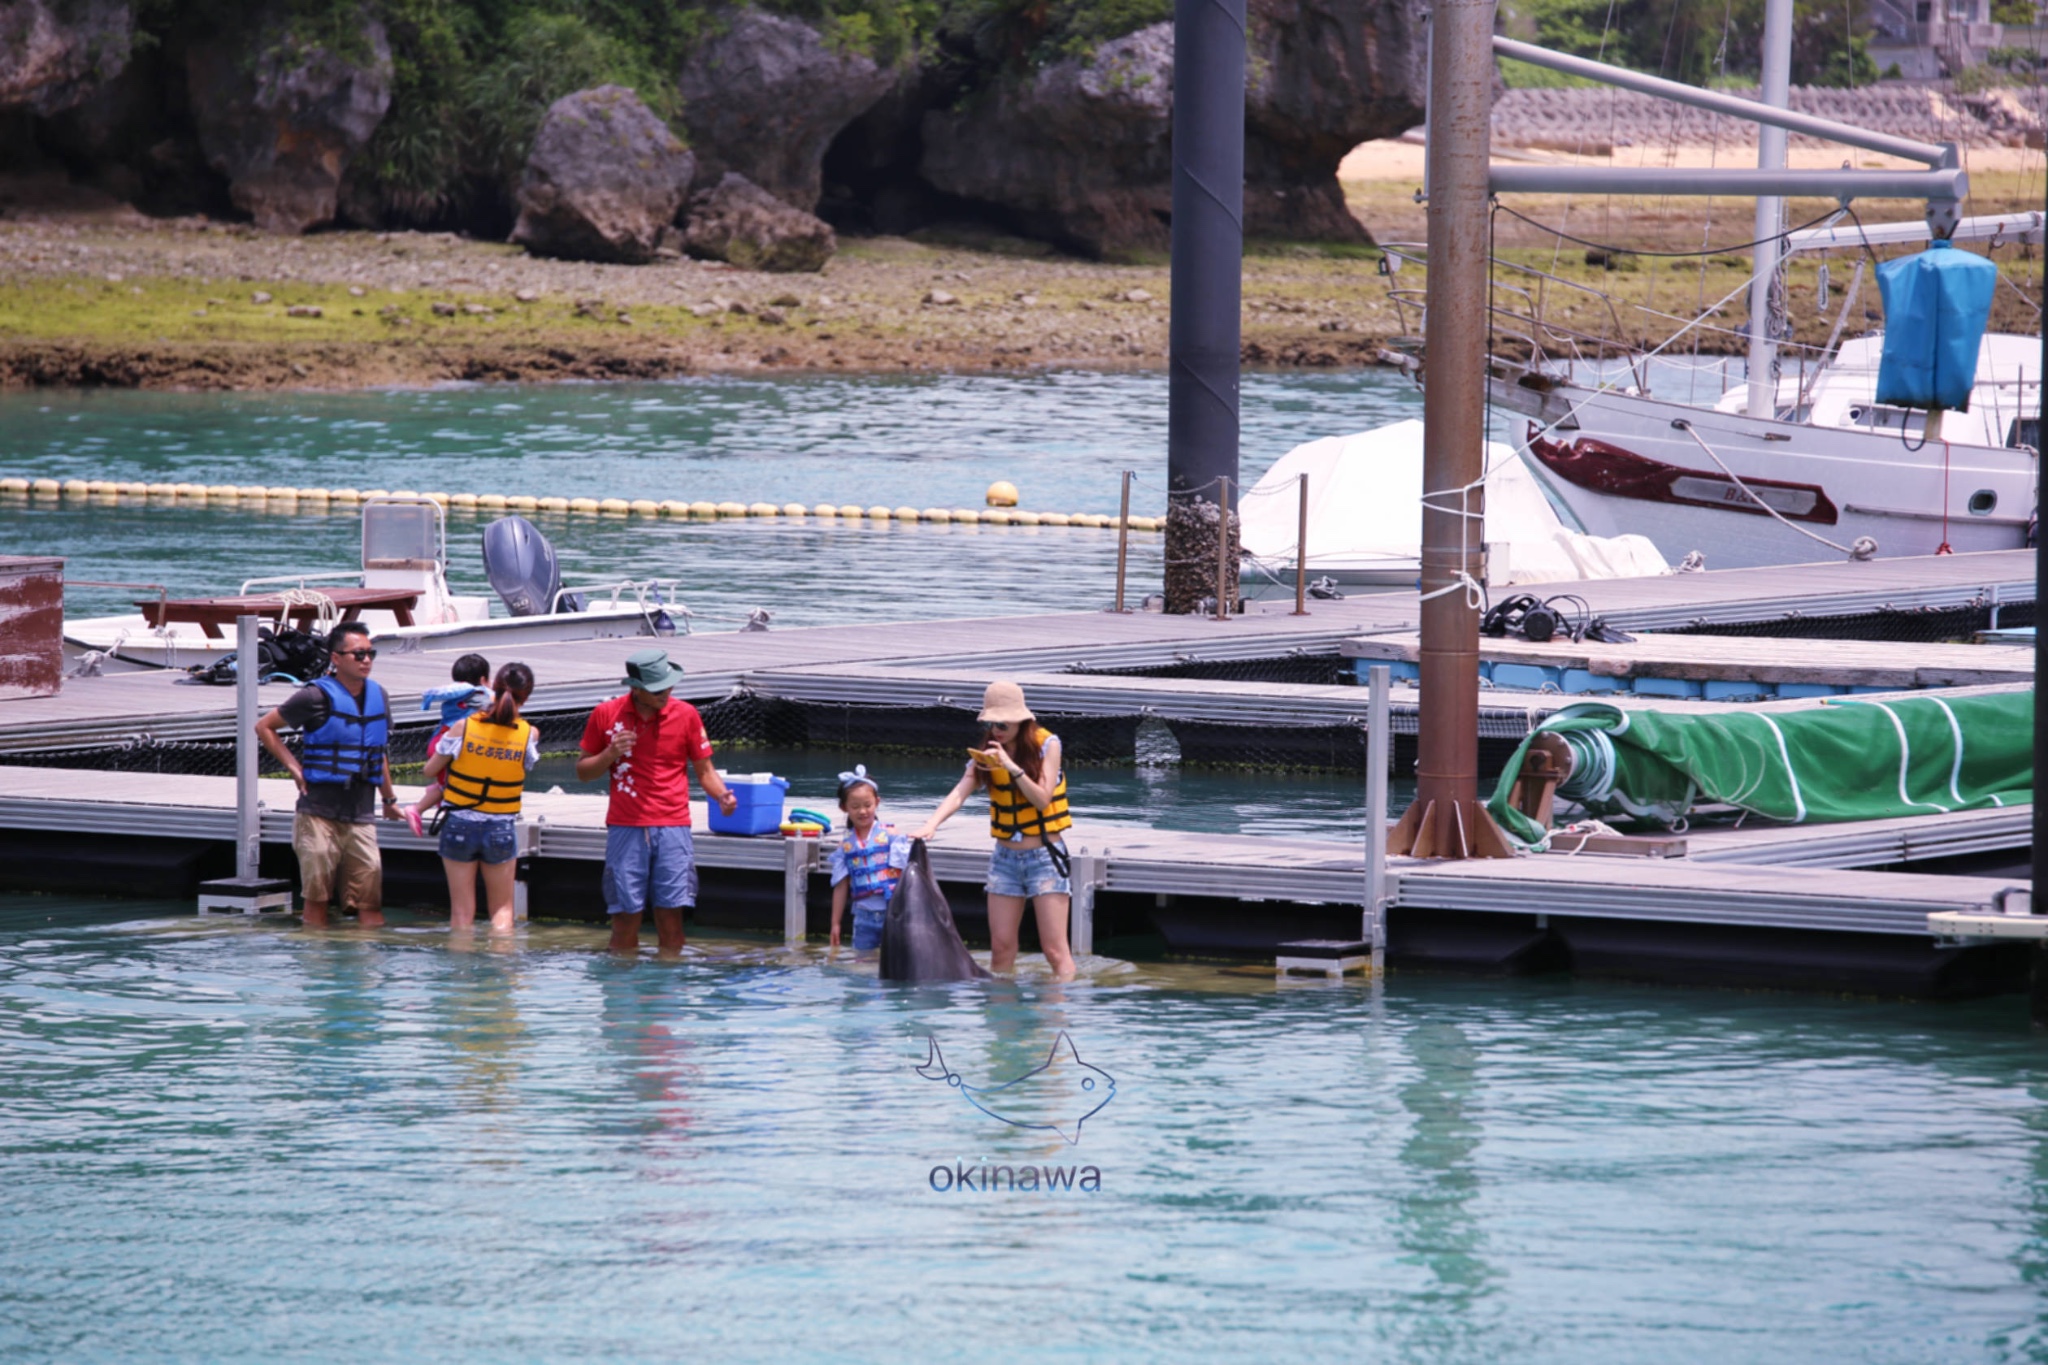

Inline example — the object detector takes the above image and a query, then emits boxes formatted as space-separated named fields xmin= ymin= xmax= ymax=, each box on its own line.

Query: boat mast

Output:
xmin=1745 ymin=0 xmax=1793 ymax=419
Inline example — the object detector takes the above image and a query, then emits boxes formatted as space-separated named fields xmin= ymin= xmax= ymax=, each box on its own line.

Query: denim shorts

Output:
xmin=986 ymin=841 xmax=1070 ymax=899
xmin=604 ymin=825 xmax=698 ymax=916
xmin=850 ymin=899 xmax=887 ymax=951
xmin=438 ymin=813 xmax=518 ymax=866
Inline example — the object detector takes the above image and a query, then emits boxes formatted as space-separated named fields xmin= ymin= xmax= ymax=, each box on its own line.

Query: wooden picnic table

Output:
xmin=135 ymin=588 xmax=419 ymax=639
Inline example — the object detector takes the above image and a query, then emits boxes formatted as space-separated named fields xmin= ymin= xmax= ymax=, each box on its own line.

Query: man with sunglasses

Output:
xmin=255 ymin=620 xmax=401 ymax=929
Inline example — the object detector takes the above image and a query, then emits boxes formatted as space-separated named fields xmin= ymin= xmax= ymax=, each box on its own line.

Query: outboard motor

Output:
xmin=482 ymin=515 xmax=583 ymax=616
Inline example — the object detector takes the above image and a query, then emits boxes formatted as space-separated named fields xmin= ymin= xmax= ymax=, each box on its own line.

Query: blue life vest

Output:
xmin=841 ymin=824 xmax=902 ymax=903
xmin=302 ymin=675 xmax=390 ymax=785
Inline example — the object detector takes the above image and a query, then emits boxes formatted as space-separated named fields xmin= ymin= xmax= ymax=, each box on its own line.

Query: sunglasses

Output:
xmin=980 ymin=720 xmax=1015 ymax=732
xmin=339 ymin=648 xmax=377 ymax=662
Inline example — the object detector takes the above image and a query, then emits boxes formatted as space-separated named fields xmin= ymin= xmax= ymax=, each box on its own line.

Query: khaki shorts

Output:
xmin=293 ymin=812 xmax=383 ymax=912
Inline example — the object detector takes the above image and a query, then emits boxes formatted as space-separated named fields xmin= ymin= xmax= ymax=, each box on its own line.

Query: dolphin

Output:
xmin=916 ymin=1031 xmax=1116 ymax=1144
xmin=880 ymin=839 xmax=992 ymax=983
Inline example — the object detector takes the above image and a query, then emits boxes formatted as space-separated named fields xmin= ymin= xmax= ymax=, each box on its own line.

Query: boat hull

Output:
xmin=1496 ymin=376 xmax=2035 ymax=570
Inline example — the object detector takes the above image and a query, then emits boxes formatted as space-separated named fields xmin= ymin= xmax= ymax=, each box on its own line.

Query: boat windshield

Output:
xmin=362 ymin=498 xmax=443 ymax=570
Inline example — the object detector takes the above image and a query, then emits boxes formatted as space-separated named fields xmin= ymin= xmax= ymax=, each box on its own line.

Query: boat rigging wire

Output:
xmin=1492 ymin=202 xmax=1847 ymax=259
xmin=1670 ymin=418 xmax=1877 ymax=559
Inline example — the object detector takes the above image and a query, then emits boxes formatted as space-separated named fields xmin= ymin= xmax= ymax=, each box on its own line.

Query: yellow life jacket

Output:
xmin=442 ymin=716 xmax=532 ymax=816
xmin=987 ymin=727 xmax=1071 ymax=840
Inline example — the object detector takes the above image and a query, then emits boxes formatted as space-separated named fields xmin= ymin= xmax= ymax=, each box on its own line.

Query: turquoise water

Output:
xmin=0 ymin=369 xmax=1432 ymax=625
xmin=5 ymin=895 xmax=2047 ymax=1362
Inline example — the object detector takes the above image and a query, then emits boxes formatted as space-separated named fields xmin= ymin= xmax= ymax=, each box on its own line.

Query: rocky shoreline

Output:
xmin=0 ymin=218 xmax=1395 ymax=391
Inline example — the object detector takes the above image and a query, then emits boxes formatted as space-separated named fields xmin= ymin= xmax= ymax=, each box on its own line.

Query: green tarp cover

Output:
xmin=1485 ymin=690 xmax=2034 ymax=850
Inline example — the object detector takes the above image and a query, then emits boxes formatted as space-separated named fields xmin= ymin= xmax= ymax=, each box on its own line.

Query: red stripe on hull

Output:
xmin=1528 ymin=427 xmax=1840 ymax=526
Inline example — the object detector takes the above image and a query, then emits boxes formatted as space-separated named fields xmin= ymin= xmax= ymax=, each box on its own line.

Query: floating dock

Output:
xmin=0 ymin=549 xmax=2036 ymax=997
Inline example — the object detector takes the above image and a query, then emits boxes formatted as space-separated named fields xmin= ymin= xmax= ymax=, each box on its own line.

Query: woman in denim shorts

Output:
xmin=421 ymin=662 xmax=538 ymax=935
xmin=914 ymin=681 xmax=1077 ymax=981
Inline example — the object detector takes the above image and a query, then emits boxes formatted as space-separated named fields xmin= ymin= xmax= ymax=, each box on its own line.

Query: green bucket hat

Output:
xmin=620 ymin=648 xmax=684 ymax=693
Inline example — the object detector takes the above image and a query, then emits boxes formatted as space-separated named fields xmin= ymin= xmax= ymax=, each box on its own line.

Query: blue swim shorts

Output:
xmin=850 ymin=898 xmax=887 ymax=951
xmin=603 ymin=825 xmax=698 ymax=916
xmin=986 ymin=841 xmax=1070 ymax=899
xmin=438 ymin=813 xmax=518 ymax=865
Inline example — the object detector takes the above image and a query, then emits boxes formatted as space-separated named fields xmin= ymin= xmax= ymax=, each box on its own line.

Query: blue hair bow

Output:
xmin=837 ymin=764 xmax=878 ymax=793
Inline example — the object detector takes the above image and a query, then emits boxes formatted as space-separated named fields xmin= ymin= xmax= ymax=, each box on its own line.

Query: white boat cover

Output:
xmin=1240 ymin=418 xmax=1670 ymax=585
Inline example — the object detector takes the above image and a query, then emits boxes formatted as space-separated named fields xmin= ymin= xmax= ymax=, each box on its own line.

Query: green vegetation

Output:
xmin=1498 ymin=0 xmax=1877 ymax=87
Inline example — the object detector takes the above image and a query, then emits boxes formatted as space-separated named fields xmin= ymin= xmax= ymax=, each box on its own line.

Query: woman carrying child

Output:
xmin=828 ymin=764 xmax=910 ymax=954
xmin=913 ymin=681 xmax=1077 ymax=981
xmin=404 ymin=653 xmax=491 ymax=837
xmin=421 ymin=661 xmax=536 ymax=935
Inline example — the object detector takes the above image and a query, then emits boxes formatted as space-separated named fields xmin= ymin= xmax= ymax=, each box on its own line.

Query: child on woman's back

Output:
xmin=403 ymin=653 xmax=491 ymax=837
xmin=829 ymin=765 xmax=910 ymax=953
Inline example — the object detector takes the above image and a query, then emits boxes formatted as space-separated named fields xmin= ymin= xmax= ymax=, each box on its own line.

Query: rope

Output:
xmin=1671 ymin=420 xmax=1876 ymax=559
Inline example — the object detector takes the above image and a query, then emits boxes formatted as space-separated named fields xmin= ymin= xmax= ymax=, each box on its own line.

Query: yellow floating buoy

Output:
xmin=330 ymin=488 xmax=361 ymax=504
xmin=922 ymin=508 xmax=952 ymax=523
xmin=361 ymin=489 xmax=391 ymax=499
xmin=62 ymin=479 xmax=89 ymax=497
xmin=812 ymin=503 xmax=838 ymax=518
xmin=299 ymin=488 xmax=330 ymax=504
xmin=506 ymin=495 xmax=537 ymax=512
xmin=569 ymin=497 xmax=602 ymax=514
xmin=866 ymin=505 xmax=893 ymax=521
xmin=689 ymin=501 xmax=719 ymax=518
xmin=837 ymin=504 xmax=863 ymax=519
xmin=392 ymin=489 xmax=420 ymax=499
xmin=952 ymin=509 xmax=979 ymax=525
xmin=660 ymin=500 xmax=691 ymax=516
xmin=986 ymin=480 xmax=1019 ymax=507
xmin=892 ymin=505 xmax=918 ymax=521
xmin=747 ymin=502 xmax=780 ymax=517
xmin=421 ymin=492 xmax=450 ymax=507
xmin=449 ymin=492 xmax=478 ymax=508
xmin=597 ymin=498 xmax=631 ymax=515
xmin=1039 ymin=512 xmax=1070 ymax=527
xmin=204 ymin=483 xmax=238 ymax=499
xmin=0 ymin=477 xmax=27 ymax=494
xmin=477 ymin=493 xmax=507 ymax=510
xmin=89 ymin=479 xmax=117 ymax=495
xmin=717 ymin=501 xmax=748 ymax=518
xmin=266 ymin=486 xmax=299 ymax=501
xmin=1133 ymin=516 xmax=1163 ymax=532
xmin=782 ymin=502 xmax=808 ymax=518
xmin=30 ymin=478 xmax=60 ymax=495
xmin=145 ymin=482 xmax=175 ymax=497
xmin=629 ymin=499 xmax=660 ymax=516
xmin=538 ymin=496 xmax=570 ymax=512
xmin=1011 ymin=511 xmax=1041 ymax=526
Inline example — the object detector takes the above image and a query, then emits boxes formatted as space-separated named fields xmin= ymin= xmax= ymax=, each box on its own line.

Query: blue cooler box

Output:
xmin=708 ymin=773 xmax=788 ymax=836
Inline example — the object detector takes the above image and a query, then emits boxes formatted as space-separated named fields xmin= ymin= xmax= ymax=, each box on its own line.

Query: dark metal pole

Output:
xmin=1165 ymin=0 xmax=1244 ymax=614
xmin=1214 ymin=476 xmax=1232 ymax=620
xmin=2032 ymin=172 xmax=2047 ymax=1024
xmin=1389 ymin=0 xmax=1511 ymax=860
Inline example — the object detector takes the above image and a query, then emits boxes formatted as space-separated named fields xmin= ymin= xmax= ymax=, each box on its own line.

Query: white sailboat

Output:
xmin=1472 ymin=31 xmax=2041 ymax=570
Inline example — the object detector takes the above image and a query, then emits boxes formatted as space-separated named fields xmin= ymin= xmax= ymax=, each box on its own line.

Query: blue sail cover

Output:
xmin=1874 ymin=239 xmax=1997 ymax=411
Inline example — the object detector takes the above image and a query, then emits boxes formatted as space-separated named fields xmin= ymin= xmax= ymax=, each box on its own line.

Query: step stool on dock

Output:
xmin=1276 ymin=939 xmax=1375 ymax=981
xmin=196 ymin=876 xmax=295 ymax=917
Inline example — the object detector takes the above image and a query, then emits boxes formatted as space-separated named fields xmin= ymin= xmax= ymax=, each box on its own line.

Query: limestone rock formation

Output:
xmin=186 ymin=8 xmax=393 ymax=234
xmin=512 ymin=85 xmax=695 ymax=264
xmin=0 ymin=0 xmax=134 ymax=116
xmin=683 ymin=172 xmax=836 ymax=272
xmin=920 ymin=24 xmax=1175 ymax=258
xmin=919 ymin=0 xmax=1427 ymax=256
xmin=1245 ymin=0 xmax=1428 ymax=242
xmin=678 ymin=8 xmax=897 ymax=212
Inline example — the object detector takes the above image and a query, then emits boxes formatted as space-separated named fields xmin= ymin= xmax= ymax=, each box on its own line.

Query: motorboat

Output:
xmin=64 ymin=496 xmax=684 ymax=672
xmin=1238 ymin=418 xmax=1670 ymax=598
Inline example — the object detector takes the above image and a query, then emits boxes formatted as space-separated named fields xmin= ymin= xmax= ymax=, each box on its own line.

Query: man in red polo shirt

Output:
xmin=576 ymin=648 xmax=737 ymax=957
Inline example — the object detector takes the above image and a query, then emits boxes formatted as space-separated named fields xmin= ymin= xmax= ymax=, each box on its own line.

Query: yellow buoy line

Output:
xmin=0 ymin=477 xmax=1167 ymax=532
